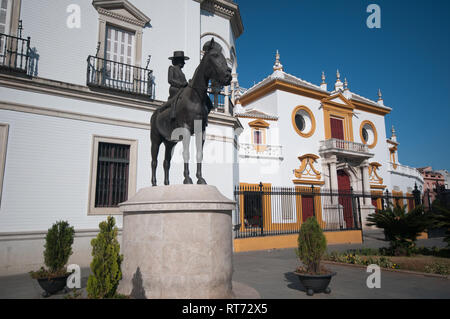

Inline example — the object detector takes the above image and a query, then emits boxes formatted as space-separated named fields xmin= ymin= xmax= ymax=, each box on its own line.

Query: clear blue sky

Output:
xmin=234 ymin=0 xmax=450 ymax=171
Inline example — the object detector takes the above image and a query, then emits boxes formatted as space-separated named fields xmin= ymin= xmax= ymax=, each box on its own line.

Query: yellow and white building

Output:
xmin=232 ymin=52 xmax=423 ymax=251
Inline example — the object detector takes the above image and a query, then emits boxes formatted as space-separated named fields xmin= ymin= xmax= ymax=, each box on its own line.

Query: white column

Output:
xmin=224 ymin=85 xmax=230 ymax=115
xmin=329 ymin=155 xmax=338 ymax=193
xmin=361 ymin=161 xmax=371 ymax=205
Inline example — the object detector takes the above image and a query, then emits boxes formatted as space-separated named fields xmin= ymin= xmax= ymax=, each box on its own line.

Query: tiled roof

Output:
xmin=240 ymin=70 xmax=392 ymax=112
xmin=242 ymin=70 xmax=327 ymax=97
xmin=235 ymin=109 xmax=278 ymax=120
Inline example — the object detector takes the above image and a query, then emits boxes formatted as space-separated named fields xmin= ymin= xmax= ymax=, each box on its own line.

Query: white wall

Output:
xmin=21 ymin=0 xmax=98 ymax=85
xmin=352 ymin=109 xmax=392 ymax=189
xmin=0 ymin=84 xmax=238 ymax=232
xmin=19 ymin=0 xmax=237 ymax=102
xmin=277 ymin=91 xmax=324 ymax=185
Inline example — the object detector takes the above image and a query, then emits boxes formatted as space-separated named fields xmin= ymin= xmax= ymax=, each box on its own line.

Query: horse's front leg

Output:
xmin=151 ymin=138 xmax=162 ymax=187
xmin=195 ymin=127 xmax=207 ymax=185
xmin=182 ymin=133 xmax=193 ymax=184
xmin=163 ymin=142 xmax=175 ymax=185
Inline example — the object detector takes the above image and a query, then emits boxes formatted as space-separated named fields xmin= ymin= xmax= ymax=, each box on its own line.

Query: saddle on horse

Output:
xmin=162 ymin=86 xmax=215 ymax=122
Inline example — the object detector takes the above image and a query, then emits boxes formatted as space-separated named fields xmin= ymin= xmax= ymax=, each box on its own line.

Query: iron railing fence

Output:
xmin=233 ymin=184 xmax=417 ymax=239
xmin=0 ymin=33 xmax=30 ymax=75
xmin=87 ymin=55 xmax=154 ymax=98
xmin=208 ymin=90 xmax=225 ymax=112
xmin=370 ymin=192 xmax=416 ymax=212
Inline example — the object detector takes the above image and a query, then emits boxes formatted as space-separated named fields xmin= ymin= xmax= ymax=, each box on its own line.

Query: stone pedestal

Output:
xmin=117 ymin=185 xmax=235 ymax=299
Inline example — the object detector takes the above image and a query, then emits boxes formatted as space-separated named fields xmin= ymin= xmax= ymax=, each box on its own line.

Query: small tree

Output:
xmin=87 ymin=216 xmax=123 ymax=299
xmin=30 ymin=220 xmax=75 ymax=278
xmin=430 ymin=202 xmax=450 ymax=247
xmin=366 ymin=205 xmax=429 ymax=256
xmin=296 ymin=217 xmax=327 ymax=274
xmin=44 ymin=220 xmax=75 ymax=273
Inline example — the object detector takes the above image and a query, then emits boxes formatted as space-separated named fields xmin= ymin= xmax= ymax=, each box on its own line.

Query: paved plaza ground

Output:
xmin=0 ymin=230 xmax=449 ymax=299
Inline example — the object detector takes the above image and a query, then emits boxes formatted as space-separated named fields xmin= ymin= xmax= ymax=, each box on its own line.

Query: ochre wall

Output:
xmin=233 ymin=230 xmax=363 ymax=253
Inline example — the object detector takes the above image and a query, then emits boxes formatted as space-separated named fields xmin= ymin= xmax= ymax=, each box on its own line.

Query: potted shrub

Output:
xmin=87 ymin=216 xmax=123 ymax=299
xmin=294 ymin=216 xmax=336 ymax=296
xmin=30 ymin=220 xmax=75 ymax=297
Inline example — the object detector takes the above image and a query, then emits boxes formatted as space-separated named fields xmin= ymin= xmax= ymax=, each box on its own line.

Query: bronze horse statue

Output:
xmin=150 ymin=39 xmax=232 ymax=186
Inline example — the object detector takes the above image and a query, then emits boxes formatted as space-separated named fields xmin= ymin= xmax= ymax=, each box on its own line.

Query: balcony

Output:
xmin=86 ymin=55 xmax=154 ymax=98
xmin=208 ymin=90 xmax=225 ymax=113
xmin=239 ymin=143 xmax=283 ymax=159
xmin=319 ymin=138 xmax=373 ymax=159
xmin=0 ymin=33 xmax=31 ymax=75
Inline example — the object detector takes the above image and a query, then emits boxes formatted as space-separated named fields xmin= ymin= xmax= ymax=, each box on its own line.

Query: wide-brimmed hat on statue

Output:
xmin=168 ymin=51 xmax=190 ymax=61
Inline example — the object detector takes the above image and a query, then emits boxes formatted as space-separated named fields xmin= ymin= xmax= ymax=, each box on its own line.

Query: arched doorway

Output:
xmin=337 ymin=170 xmax=354 ymax=228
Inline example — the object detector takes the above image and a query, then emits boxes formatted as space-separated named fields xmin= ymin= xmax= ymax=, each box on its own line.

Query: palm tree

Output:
xmin=430 ymin=202 xmax=450 ymax=247
xmin=366 ymin=205 xmax=429 ymax=256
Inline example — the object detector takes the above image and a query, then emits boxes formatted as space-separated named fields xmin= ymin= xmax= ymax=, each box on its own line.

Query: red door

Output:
xmin=330 ymin=117 xmax=345 ymax=140
xmin=372 ymin=198 xmax=379 ymax=209
xmin=301 ymin=195 xmax=315 ymax=222
xmin=337 ymin=170 xmax=354 ymax=228
xmin=408 ymin=198 xmax=415 ymax=212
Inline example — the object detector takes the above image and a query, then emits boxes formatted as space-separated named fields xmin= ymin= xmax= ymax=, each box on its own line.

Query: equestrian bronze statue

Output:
xmin=150 ymin=38 xmax=232 ymax=186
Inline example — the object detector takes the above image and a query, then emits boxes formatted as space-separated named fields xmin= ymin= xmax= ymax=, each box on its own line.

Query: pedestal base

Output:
xmin=117 ymin=185 xmax=235 ymax=299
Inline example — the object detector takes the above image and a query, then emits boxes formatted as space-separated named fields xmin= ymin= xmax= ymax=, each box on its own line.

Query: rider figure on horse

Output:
xmin=168 ymin=51 xmax=189 ymax=120
xmin=167 ymin=50 xmax=214 ymax=121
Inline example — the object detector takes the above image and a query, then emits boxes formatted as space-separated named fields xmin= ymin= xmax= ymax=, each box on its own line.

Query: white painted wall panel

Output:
xmin=0 ymin=108 xmax=237 ymax=233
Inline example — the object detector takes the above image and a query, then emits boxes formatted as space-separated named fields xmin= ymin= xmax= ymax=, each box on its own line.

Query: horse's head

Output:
xmin=202 ymin=38 xmax=232 ymax=87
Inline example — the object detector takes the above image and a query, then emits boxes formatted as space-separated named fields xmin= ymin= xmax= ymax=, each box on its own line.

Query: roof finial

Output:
xmin=334 ymin=69 xmax=344 ymax=91
xmin=377 ymin=88 xmax=385 ymax=106
xmin=344 ymin=78 xmax=348 ymax=90
xmin=273 ymin=49 xmax=283 ymax=71
xmin=391 ymin=125 xmax=397 ymax=142
xmin=320 ymin=71 xmax=328 ymax=91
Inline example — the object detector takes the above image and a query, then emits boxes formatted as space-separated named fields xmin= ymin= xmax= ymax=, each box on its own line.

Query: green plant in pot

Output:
xmin=87 ymin=216 xmax=123 ymax=299
xmin=29 ymin=220 xmax=75 ymax=297
xmin=294 ymin=216 xmax=335 ymax=296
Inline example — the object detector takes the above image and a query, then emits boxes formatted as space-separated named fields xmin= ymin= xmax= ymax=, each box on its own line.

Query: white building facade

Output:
xmin=234 ymin=52 xmax=423 ymax=240
xmin=0 ymin=0 xmax=243 ymax=275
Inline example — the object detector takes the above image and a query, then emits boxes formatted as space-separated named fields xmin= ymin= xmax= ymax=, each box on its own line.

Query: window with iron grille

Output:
xmin=94 ymin=142 xmax=130 ymax=207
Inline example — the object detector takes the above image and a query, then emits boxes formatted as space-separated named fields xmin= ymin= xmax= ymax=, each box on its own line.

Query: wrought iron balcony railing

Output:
xmin=86 ymin=55 xmax=154 ymax=98
xmin=0 ymin=33 xmax=31 ymax=75
xmin=319 ymin=138 xmax=372 ymax=157
xmin=208 ymin=89 xmax=225 ymax=112
xmin=239 ymin=143 xmax=283 ymax=159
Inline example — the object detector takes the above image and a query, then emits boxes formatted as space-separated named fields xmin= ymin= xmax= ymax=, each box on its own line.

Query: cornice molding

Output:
xmin=92 ymin=0 xmax=151 ymax=27
xmin=240 ymin=78 xmax=390 ymax=116
xmin=201 ymin=0 xmax=244 ymax=38
xmin=0 ymin=74 xmax=241 ymax=129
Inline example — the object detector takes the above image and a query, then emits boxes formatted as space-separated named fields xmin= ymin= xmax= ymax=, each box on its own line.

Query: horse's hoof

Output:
xmin=183 ymin=178 xmax=193 ymax=184
xmin=164 ymin=181 xmax=170 ymax=186
xmin=197 ymin=178 xmax=207 ymax=185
